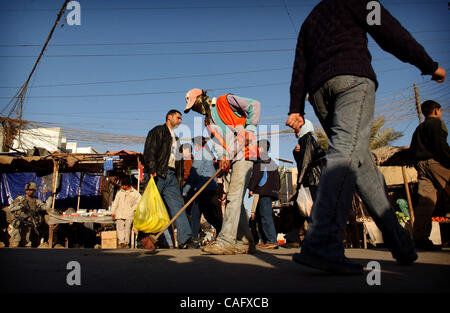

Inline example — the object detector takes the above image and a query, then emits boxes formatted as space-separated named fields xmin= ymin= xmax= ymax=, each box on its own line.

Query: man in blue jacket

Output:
xmin=248 ymin=139 xmax=280 ymax=249
xmin=183 ymin=136 xmax=223 ymax=241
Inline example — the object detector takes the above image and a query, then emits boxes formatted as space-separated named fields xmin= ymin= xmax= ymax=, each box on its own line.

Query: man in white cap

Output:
xmin=183 ymin=88 xmax=261 ymax=254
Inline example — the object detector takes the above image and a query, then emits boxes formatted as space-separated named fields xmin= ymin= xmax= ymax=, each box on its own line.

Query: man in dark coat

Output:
xmin=285 ymin=0 xmax=445 ymax=274
xmin=409 ymin=100 xmax=450 ymax=251
xmin=248 ymin=139 xmax=280 ymax=249
xmin=143 ymin=109 xmax=198 ymax=249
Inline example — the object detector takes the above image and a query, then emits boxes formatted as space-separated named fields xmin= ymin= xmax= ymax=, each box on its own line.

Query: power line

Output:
xmin=0 ymin=48 xmax=294 ymax=58
xmin=2 ymin=48 xmax=448 ymax=59
xmin=0 ymin=37 xmax=297 ymax=48
xmin=0 ymin=81 xmax=290 ymax=99
xmin=0 ymin=66 xmax=291 ymax=88
xmin=1 ymin=32 xmax=447 ymax=49
xmin=0 ymin=1 xmax=446 ymax=11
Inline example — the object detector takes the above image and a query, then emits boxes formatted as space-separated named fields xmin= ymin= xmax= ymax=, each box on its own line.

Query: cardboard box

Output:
xmin=101 ymin=231 xmax=117 ymax=249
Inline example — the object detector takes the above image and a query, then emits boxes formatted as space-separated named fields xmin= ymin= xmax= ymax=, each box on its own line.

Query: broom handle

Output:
xmin=153 ymin=167 xmax=222 ymax=240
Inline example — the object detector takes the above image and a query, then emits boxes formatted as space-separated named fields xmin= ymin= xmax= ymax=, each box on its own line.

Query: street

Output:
xmin=1 ymin=247 xmax=449 ymax=293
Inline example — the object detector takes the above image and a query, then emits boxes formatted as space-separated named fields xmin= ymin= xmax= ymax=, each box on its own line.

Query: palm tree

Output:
xmin=313 ymin=116 xmax=403 ymax=151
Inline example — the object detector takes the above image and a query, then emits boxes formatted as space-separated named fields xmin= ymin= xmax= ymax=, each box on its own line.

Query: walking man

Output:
xmin=410 ymin=100 xmax=450 ymax=250
xmin=143 ymin=109 xmax=199 ymax=249
xmin=286 ymin=0 xmax=446 ymax=274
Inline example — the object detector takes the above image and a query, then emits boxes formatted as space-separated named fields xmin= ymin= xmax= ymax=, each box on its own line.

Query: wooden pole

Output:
xmin=152 ymin=168 xmax=221 ymax=242
xmin=137 ymin=156 xmax=141 ymax=192
xmin=49 ymin=158 xmax=59 ymax=249
xmin=401 ymin=166 xmax=415 ymax=234
xmin=414 ymin=83 xmax=423 ymax=124
xmin=51 ymin=159 xmax=59 ymax=212
xmin=77 ymin=172 xmax=85 ymax=211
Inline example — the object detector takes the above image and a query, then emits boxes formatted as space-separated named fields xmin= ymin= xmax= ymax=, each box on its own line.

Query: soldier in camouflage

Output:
xmin=7 ymin=182 xmax=49 ymax=247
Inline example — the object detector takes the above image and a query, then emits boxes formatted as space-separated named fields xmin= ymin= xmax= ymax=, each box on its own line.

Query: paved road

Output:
xmin=1 ymin=246 xmax=449 ymax=294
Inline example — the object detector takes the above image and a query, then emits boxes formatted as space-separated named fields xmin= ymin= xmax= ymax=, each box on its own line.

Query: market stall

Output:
xmin=46 ymin=211 xmax=114 ymax=248
xmin=0 ymin=150 xmax=144 ymax=248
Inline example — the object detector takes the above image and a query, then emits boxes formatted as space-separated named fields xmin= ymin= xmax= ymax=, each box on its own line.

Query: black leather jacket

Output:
xmin=143 ymin=124 xmax=184 ymax=186
xmin=293 ymin=132 xmax=326 ymax=187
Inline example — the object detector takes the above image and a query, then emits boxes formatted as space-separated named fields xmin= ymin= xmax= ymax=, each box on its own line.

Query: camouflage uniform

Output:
xmin=7 ymin=183 xmax=49 ymax=247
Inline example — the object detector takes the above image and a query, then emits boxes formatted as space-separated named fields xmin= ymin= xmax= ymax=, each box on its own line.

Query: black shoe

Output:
xmin=179 ymin=238 xmax=200 ymax=249
xmin=280 ymin=242 xmax=300 ymax=248
xmin=292 ymin=252 xmax=364 ymax=275
xmin=414 ymin=239 xmax=442 ymax=251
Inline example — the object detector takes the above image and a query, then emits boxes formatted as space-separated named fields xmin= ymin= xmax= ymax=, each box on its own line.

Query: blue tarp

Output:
xmin=1 ymin=172 xmax=101 ymax=207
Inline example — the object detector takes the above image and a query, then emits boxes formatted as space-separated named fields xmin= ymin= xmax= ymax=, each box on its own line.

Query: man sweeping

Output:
xmin=183 ymin=88 xmax=260 ymax=254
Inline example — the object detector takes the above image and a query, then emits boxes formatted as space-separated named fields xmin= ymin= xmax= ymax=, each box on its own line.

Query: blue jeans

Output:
xmin=255 ymin=196 xmax=278 ymax=244
xmin=216 ymin=160 xmax=255 ymax=246
xmin=155 ymin=170 xmax=192 ymax=245
xmin=301 ymin=75 xmax=414 ymax=262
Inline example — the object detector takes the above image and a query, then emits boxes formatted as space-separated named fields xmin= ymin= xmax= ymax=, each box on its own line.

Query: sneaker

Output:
xmin=414 ymin=239 xmax=442 ymax=251
xmin=292 ymin=252 xmax=365 ymax=275
xmin=230 ymin=242 xmax=257 ymax=254
xmin=202 ymin=241 xmax=234 ymax=255
xmin=260 ymin=243 xmax=279 ymax=249
xmin=179 ymin=238 xmax=200 ymax=249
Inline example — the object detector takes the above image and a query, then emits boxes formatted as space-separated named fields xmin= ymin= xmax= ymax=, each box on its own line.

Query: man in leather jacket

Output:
xmin=143 ymin=109 xmax=198 ymax=249
xmin=293 ymin=122 xmax=326 ymax=200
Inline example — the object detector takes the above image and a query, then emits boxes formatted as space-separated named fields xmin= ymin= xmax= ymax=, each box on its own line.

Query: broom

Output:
xmin=145 ymin=137 xmax=252 ymax=249
xmin=145 ymin=167 xmax=222 ymax=249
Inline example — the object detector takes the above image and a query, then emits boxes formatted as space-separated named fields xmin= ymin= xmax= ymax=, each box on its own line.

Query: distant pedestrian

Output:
xmin=286 ymin=0 xmax=445 ymax=274
xmin=183 ymin=136 xmax=223 ymax=240
xmin=409 ymin=100 xmax=450 ymax=251
xmin=292 ymin=119 xmax=325 ymax=203
xmin=180 ymin=143 xmax=193 ymax=188
xmin=111 ymin=178 xmax=141 ymax=248
xmin=248 ymin=139 xmax=280 ymax=249
xmin=7 ymin=182 xmax=49 ymax=247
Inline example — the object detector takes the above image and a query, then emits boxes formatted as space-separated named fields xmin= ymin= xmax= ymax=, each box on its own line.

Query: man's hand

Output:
xmin=432 ymin=66 xmax=446 ymax=83
xmin=150 ymin=173 xmax=157 ymax=178
xmin=286 ymin=113 xmax=305 ymax=134
xmin=237 ymin=129 xmax=254 ymax=147
xmin=219 ymin=155 xmax=231 ymax=174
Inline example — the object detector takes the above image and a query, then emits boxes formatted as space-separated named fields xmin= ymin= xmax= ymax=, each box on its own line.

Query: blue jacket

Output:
xmin=183 ymin=147 xmax=218 ymax=194
xmin=248 ymin=154 xmax=280 ymax=200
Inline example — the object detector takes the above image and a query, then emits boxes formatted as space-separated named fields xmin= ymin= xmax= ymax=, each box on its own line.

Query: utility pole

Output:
xmin=414 ymin=83 xmax=423 ymax=123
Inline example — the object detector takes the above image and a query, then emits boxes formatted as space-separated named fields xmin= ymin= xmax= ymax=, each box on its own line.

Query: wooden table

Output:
xmin=47 ymin=212 xmax=114 ymax=248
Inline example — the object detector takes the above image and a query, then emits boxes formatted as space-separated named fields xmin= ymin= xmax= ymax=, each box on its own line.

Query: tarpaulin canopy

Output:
xmin=0 ymin=150 xmax=143 ymax=174
xmin=0 ymin=150 xmax=143 ymax=208
xmin=0 ymin=172 xmax=101 ymax=206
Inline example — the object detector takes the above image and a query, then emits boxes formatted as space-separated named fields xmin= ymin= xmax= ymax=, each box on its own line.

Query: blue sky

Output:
xmin=0 ymin=0 xmax=448 ymax=164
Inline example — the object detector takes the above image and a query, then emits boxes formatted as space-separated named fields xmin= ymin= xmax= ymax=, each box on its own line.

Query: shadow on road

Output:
xmin=0 ymin=247 xmax=449 ymax=293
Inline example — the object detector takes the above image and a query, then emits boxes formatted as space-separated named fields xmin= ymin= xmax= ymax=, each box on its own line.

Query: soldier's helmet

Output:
xmin=25 ymin=182 xmax=37 ymax=191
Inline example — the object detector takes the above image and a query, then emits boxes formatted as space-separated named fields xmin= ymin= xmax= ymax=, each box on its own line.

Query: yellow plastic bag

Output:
xmin=133 ymin=177 xmax=170 ymax=233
